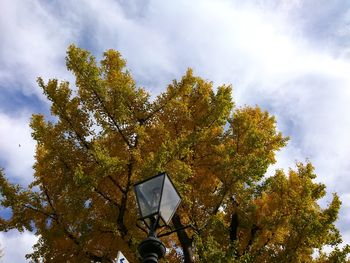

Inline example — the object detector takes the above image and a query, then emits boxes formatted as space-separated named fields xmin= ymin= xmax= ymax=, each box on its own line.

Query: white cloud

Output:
xmin=0 ymin=230 xmax=38 ymax=263
xmin=0 ymin=111 xmax=36 ymax=185
xmin=0 ymin=0 xmax=75 ymax=98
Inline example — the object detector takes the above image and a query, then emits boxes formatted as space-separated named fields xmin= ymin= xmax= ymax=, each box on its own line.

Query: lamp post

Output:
xmin=134 ymin=172 xmax=181 ymax=263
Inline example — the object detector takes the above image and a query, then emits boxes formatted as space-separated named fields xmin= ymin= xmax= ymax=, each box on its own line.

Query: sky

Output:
xmin=0 ymin=0 xmax=350 ymax=261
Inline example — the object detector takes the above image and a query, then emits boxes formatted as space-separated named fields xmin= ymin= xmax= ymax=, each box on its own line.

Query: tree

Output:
xmin=0 ymin=45 xmax=349 ymax=262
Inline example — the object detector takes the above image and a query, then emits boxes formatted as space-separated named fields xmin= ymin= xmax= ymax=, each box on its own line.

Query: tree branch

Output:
xmin=94 ymin=187 xmax=121 ymax=209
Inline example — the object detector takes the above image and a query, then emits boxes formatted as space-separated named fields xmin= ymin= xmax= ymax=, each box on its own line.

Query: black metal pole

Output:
xmin=138 ymin=217 xmax=166 ymax=263
xmin=138 ymin=236 xmax=166 ymax=263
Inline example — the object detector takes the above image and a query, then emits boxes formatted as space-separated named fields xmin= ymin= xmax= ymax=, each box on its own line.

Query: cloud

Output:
xmin=0 ymin=111 xmax=36 ymax=185
xmin=0 ymin=230 xmax=38 ymax=263
xmin=0 ymin=0 xmax=75 ymax=99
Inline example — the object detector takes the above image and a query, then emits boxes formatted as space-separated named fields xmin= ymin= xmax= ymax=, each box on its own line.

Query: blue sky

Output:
xmin=1 ymin=0 xmax=350 ymax=261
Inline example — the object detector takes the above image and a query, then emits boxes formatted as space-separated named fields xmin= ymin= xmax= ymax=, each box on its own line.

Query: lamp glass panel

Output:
xmin=159 ymin=175 xmax=181 ymax=224
xmin=135 ymin=174 xmax=164 ymax=218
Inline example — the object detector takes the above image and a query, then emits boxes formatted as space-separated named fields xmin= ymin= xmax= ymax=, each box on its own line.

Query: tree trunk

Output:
xmin=172 ymin=214 xmax=195 ymax=263
xmin=230 ymin=212 xmax=239 ymax=242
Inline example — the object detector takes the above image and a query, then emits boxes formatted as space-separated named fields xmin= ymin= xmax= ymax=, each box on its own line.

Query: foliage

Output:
xmin=0 ymin=45 xmax=348 ymax=262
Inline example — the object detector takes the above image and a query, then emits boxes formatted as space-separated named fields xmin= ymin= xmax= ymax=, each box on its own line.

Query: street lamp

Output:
xmin=134 ymin=172 xmax=181 ymax=263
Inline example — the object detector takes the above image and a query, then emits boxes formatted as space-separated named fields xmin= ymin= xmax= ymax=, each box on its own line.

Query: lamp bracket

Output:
xmin=157 ymin=224 xmax=192 ymax=238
